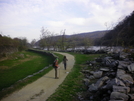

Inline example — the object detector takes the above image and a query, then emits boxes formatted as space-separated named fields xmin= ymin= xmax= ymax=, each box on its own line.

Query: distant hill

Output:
xmin=35 ymin=30 xmax=108 ymax=48
xmin=66 ymin=30 xmax=108 ymax=39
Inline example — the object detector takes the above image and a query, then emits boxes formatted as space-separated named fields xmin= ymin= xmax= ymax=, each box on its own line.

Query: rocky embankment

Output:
xmin=81 ymin=52 xmax=134 ymax=101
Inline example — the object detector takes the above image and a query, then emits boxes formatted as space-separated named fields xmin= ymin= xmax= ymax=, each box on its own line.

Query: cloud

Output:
xmin=67 ymin=18 xmax=86 ymax=25
xmin=0 ymin=0 xmax=134 ymax=42
xmin=47 ymin=21 xmax=65 ymax=27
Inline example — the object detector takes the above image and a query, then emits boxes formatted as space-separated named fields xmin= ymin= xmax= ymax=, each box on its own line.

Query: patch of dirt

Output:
xmin=0 ymin=57 xmax=8 ymax=62
xmin=0 ymin=66 xmax=9 ymax=70
xmin=11 ymin=56 xmax=39 ymax=68
xmin=19 ymin=56 xmax=39 ymax=63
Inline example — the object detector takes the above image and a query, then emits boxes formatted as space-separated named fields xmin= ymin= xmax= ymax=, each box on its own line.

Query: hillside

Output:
xmin=67 ymin=30 xmax=108 ymax=39
xmin=95 ymin=11 xmax=134 ymax=47
xmin=35 ymin=30 xmax=108 ymax=48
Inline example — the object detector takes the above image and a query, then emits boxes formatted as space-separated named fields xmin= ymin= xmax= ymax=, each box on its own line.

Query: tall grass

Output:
xmin=47 ymin=53 xmax=101 ymax=101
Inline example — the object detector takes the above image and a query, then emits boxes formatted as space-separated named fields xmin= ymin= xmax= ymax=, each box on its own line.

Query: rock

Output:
xmin=110 ymin=92 xmax=129 ymax=101
xmin=101 ymin=96 xmax=110 ymax=101
xmin=82 ymin=70 xmax=94 ymax=75
xmin=128 ymin=94 xmax=134 ymax=100
xmin=112 ymin=52 xmax=120 ymax=59
xmin=120 ymin=52 xmax=129 ymax=59
xmin=105 ymin=72 xmax=116 ymax=78
xmin=88 ymin=76 xmax=109 ymax=92
xmin=118 ymin=61 xmax=130 ymax=70
xmin=95 ymin=58 xmax=102 ymax=62
xmin=113 ymin=85 xmax=130 ymax=94
xmin=123 ymin=58 xmax=130 ymax=61
xmin=119 ymin=61 xmax=131 ymax=65
xmin=102 ymin=57 xmax=112 ymax=67
xmin=100 ymin=68 xmax=110 ymax=72
xmin=95 ymin=76 xmax=109 ymax=87
xmin=89 ymin=61 xmax=97 ymax=66
xmin=116 ymin=69 xmax=126 ymax=77
xmin=130 ymin=87 xmax=134 ymax=93
xmin=83 ymin=78 xmax=90 ymax=86
xmin=106 ymin=78 xmax=126 ymax=89
xmin=93 ymin=71 xmax=103 ymax=79
xmin=89 ymin=95 xmax=94 ymax=100
xmin=88 ymin=75 xmax=95 ymax=80
xmin=89 ymin=71 xmax=94 ymax=74
xmin=118 ymin=74 xmax=133 ymax=85
xmin=127 ymin=63 xmax=134 ymax=72
xmin=110 ymin=61 xmax=119 ymax=70
xmin=109 ymin=100 xmax=124 ymax=101
xmin=88 ymin=83 xmax=98 ymax=92
xmin=118 ymin=65 xmax=124 ymax=69
xmin=81 ymin=70 xmax=90 ymax=73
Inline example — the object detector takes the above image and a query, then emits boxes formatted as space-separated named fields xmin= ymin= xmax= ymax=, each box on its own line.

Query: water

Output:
xmin=67 ymin=46 xmax=124 ymax=53
xmin=41 ymin=46 xmax=124 ymax=53
xmin=67 ymin=46 xmax=106 ymax=51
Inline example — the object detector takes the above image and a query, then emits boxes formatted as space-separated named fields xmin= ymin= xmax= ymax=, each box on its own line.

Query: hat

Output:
xmin=56 ymin=57 xmax=58 ymax=60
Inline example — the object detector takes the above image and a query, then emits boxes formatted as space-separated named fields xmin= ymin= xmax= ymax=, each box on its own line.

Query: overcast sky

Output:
xmin=0 ymin=0 xmax=134 ymax=42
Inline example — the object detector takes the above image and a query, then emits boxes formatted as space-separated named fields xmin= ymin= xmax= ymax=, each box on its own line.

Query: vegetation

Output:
xmin=47 ymin=53 xmax=101 ymax=101
xmin=0 ymin=50 xmax=63 ymax=100
xmin=38 ymin=27 xmax=107 ymax=51
xmin=0 ymin=35 xmax=29 ymax=58
xmin=95 ymin=11 xmax=134 ymax=47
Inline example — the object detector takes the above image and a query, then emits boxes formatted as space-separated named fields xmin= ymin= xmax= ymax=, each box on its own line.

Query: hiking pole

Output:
xmin=59 ymin=67 xmax=60 ymax=78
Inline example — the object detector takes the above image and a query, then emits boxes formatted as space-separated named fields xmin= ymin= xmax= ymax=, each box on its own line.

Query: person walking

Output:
xmin=63 ymin=56 xmax=68 ymax=70
xmin=53 ymin=58 xmax=59 ymax=79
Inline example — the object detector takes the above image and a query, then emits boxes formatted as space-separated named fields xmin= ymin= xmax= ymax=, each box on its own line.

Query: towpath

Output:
xmin=1 ymin=52 xmax=75 ymax=101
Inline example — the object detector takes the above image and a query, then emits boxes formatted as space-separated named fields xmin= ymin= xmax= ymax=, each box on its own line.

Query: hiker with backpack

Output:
xmin=63 ymin=56 xmax=68 ymax=70
xmin=53 ymin=57 xmax=59 ymax=79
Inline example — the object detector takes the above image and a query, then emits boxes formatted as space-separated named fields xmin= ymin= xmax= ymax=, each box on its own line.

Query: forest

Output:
xmin=95 ymin=11 xmax=134 ymax=47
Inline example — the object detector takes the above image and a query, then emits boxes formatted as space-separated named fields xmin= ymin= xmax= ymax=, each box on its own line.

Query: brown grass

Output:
xmin=0 ymin=66 xmax=9 ymax=70
xmin=0 ymin=56 xmax=39 ymax=70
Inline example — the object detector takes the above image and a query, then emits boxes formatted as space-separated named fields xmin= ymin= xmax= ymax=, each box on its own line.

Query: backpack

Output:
xmin=52 ymin=60 xmax=56 ymax=67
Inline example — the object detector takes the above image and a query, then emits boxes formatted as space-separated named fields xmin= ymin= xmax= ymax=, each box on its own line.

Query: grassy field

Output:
xmin=0 ymin=50 xmax=63 ymax=99
xmin=47 ymin=53 xmax=102 ymax=101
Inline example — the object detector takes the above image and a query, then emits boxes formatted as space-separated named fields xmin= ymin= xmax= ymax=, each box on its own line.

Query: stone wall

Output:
xmin=28 ymin=49 xmax=57 ymax=60
xmin=81 ymin=52 xmax=134 ymax=101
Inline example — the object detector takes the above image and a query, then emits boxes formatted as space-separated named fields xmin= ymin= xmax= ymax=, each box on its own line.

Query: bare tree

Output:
xmin=40 ymin=27 xmax=59 ymax=51
xmin=69 ymin=35 xmax=77 ymax=50
xmin=40 ymin=27 xmax=47 ymax=49
xmin=40 ymin=27 xmax=51 ymax=50
xmin=31 ymin=39 xmax=36 ymax=48
xmin=61 ymin=29 xmax=66 ymax=51
xmin=83 ymin=36 xmax=92 ymax=50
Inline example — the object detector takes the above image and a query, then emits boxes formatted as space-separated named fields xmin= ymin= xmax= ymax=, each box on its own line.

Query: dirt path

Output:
xmin=1 ymin=52 xmax=75 ymax=101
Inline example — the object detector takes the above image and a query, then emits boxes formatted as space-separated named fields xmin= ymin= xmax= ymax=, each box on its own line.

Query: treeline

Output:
xmin=95 ymin=11 xmax=134 ymax=47
xmin=38 ymin=27 xmax=93 ymax=51
xmin=0 ymin=35 xmax=29 ymax=58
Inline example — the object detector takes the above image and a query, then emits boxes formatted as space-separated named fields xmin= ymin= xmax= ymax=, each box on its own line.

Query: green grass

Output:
xmin=0 ymin=50 xmax=63 ymax=100
xmin=0 ymin=51 xmax=103 ymax=100
xmin=47 ymin=53 xmax=102 ymax=101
